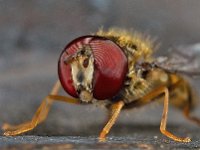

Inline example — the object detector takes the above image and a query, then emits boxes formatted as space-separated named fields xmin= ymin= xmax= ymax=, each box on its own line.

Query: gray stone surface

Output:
xmin=0 ymin=0 xmax=200 ymax=149
xmin=0 ymin=135 xmax=200 ymax=150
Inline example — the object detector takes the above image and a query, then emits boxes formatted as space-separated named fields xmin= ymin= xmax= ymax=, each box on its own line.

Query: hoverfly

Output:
xmin=2 ymin=28 xmax=200 ymax=142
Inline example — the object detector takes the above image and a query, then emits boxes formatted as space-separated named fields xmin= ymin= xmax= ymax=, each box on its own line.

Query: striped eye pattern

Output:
xmin=58 ymin=36 xmax=128 ymax=100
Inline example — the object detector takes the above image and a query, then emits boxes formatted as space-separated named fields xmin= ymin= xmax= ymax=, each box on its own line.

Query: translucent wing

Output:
xmin=155 ymin=43 xmax=200 ymax=77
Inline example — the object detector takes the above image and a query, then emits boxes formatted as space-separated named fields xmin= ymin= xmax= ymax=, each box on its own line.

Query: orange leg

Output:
xmin=183 ymin=105 xmax=200 ymax=126
xmin=159 ymin=87 xmax=191 ymax=142
xmin=139 ymin=86 xmax=191 ymax=142
xmin=99 ymin=101 xmax=124 ymax=141
xmin=169 ymin=76 xmax=200 ymax=126
xmin=2 ymin=80 xmax=80 ymax=136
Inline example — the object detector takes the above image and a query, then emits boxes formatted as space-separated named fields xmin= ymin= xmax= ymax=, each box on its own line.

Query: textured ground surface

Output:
xmin=0 ymin=1 xmax=200 ymax=149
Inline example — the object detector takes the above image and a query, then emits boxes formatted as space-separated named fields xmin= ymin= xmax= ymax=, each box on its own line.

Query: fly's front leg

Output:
xmin=99 ymin=101 xmax=124 ymax=142
xmin=2 ymin=80 xmax=80 ymax=136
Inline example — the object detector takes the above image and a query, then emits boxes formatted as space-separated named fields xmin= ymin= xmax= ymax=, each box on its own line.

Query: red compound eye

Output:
xmin=91 ymin=38 xmax=128 ymax=99
xmin=58 ymin=36 xmax=128 ymax=100
xmin=58 ymin=51 xmax=78 ymax=98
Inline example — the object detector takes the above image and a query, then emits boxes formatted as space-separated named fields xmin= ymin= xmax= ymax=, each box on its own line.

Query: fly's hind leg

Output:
xmin=170 ymin=79 xmax=200 ymax=126
xmin=99 ymin=101 xmax=124 ymax=141
xmin=183 ymin=99 xmax=200 ymax=126
xmin=2 ymin=80 xmax=80 ymax=136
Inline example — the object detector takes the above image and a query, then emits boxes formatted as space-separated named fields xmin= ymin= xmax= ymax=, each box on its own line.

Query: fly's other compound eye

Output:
xmin=58 ymin=36 xmax=128 ymax=101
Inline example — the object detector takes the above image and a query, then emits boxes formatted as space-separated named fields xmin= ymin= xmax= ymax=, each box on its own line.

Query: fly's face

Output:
xmin=58 ymin=36 xmax=128 ymax=103
xmin=70 ymin=45 xmax=94 ymax=102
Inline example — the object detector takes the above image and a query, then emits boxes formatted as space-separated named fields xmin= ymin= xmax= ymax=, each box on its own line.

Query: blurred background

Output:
xmin=0 ymin=0 xmax=200 ymax=138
